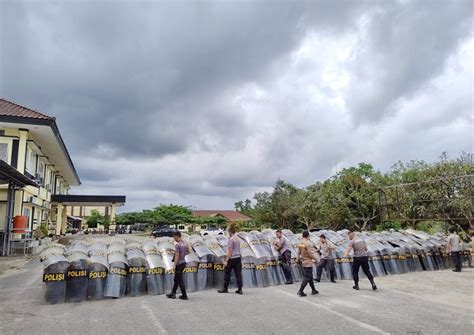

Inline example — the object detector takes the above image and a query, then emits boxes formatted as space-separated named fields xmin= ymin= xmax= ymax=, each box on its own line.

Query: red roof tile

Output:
xmin=0 ymin=98 xmax=55 ymax=121
xmin=192 ymin=210 xmax=253 ymax=221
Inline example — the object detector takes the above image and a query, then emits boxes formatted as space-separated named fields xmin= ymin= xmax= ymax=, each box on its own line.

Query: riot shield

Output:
xmin=261 ymin=230 xmax=287 ymax=285
xmin=203 ymin=235 xmax=226 ymax=258
xmin=240 ymin=232 xmax=271 ymax=287
xmin=282 ymin=230 xmax=303 ymax=282
xmin=87 ymin=249 xmax=108 ymax=300
xmin=238 ymin=237 xmax=260 ymax=288
xmin=40 ymin=245 xmax=69 ymax=304
xmin=104 ymin=251 xmax=128 ymax=298
xmin=203 ymin=236 xmax=226 ymax=288
xmin=157 ymin=238 xmax=176 ymax=292
xmin=142 ymin=241 xmax=165 ymax=295
xmin=65 ymin=251 xmax=90 ymax=303
xmin=126 ymin=245 xmax=147 ymax=297
xmin=334 ymin=250 xmax=353 ymax=280
xmin=190 ymin=235 xmax=213 ymax=258
xmin=257 ymin=232 xmax=284 ymax=286
xmin=184 ymin=252 xmax=199 ymax=292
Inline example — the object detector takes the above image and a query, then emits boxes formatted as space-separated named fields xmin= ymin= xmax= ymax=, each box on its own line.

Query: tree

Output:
xmin=86 ymin=209 xmax=110 ymax=229
xmin=253 ymin=180 xmax=300 ymax=229
xmin=152 ymin=204 xmax=192 ymax=228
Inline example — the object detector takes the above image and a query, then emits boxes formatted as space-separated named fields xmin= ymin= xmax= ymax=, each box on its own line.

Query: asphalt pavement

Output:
xmin=0 ymin=257 xmax=472 ymax=335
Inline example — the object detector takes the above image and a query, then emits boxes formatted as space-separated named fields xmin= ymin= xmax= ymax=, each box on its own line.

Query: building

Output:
xmin=188 ymin=210 xmax=253 ymax=232
xmin=0 ymin=98 xmax=125 ymax=247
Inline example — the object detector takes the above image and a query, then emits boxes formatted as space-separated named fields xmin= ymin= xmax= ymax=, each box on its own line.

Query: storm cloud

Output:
xmin=1 ymin=0 xmax=472 ymax=211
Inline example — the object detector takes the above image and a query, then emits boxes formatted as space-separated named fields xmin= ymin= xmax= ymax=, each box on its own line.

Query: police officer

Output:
xmin=218 ymin=227 xmax=243 ymax=294
xmin=446 ymin=227 xmax=462 ymax=272
xmin=343 ymin=230 xmax=377 ymax=291
xmin=273 ymin=229 xmax=293 ymax=284
xmin=166 ymin=231 xmax=190 ymax=300
xmin=315 ymin=234 xmax=336 ymax=283
xmin=297 ymin=231 xmax=319 ymax=297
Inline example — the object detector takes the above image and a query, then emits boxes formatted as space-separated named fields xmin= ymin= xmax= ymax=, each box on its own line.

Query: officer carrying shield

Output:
xmin=343 ymin=230 xmax=377 ymax=291
xmin=218 ymin=227 xmax=243 ymax=294
xmin=315 ymin=234 xmax=337 ymax=283
xmin=166 ymin=231 xmax=190 ymax=300
xmin=297 ymin=231 xmax=319 ymax=297
xmin=274 ymin=229 xmax=293 ymax=284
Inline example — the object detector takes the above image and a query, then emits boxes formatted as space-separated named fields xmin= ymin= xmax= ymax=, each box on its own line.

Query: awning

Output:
xmin=0 ymin=160 xmax=38 ymax=187
xmin=67 ymin=215 xmax=83 ymax=221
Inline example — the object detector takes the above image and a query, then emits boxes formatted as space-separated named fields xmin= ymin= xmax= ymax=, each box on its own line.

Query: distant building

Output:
xmin=192 ymin=210 xmax=253 ymax=222
xmin=0 ymin=98 xmax=125 ymax=241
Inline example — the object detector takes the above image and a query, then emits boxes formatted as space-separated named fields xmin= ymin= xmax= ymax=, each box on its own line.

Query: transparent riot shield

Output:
xmin=40 ymin=245 xmax=69 ymax=304
xmin=142 ymin=241 xmax=165 ymax=295
xmin=257 ymin=232 xmax=284 ymax=286
xmin=240 ymin=232 xmax=271 ymax=287
xmin=239 ymin=237 xmax=259 ymax=288
xmin=190 ymin=235 xmax=213 ymax=291
xmin=202 ymin=236 xmax=225 ymax=288
xmin=104 ymin=251 xmax=128 ymax=298
xmin=87 ymin=249 xmax=108 ymax=300
xmin=184 ymin=252 xmax=199 ymax=292
xmin=282 ymin=230 xmax=303 ymax=281
xmin=334 ymin=250 xmax=353 ymax=280
xmin=65 ymin=251 xmax=90 ymax=303
xmin=257 ymin=229 xmax=291 ymax=285
xmin=126 ymin=245 xmax=147 ymax=297
xmin=157 ymin=238 xmax=176 ymax=292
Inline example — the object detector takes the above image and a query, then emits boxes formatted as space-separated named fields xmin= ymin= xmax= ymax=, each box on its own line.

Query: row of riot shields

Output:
xmin=41 ymin=229 xmax=471 ymax=303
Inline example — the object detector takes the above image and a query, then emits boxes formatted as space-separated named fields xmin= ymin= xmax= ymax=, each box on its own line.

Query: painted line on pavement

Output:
xmin=141 ymin=301 xmax=168 ymax=334
xmin=276 ymin=288 xmax=390 ymax=335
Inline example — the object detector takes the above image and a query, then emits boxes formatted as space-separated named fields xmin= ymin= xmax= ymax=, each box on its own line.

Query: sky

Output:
xmin=1 ymin=0 xmax=473 ymax=212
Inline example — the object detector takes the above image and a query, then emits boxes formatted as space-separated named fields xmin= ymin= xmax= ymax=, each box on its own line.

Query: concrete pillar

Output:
xmin=55 ymin=204 xmax=62 ymax=236
xmin=61 ymin=205 xmax=67 ymax=234
xmin=109 ymin=203 xmax=117 ymax=231
xmin=13 ymin=129 xmax=28 ymax=217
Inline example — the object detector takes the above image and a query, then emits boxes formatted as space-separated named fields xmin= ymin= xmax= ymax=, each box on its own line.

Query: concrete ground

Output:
xmin=0 ymin=257 xmax=472 ymax=335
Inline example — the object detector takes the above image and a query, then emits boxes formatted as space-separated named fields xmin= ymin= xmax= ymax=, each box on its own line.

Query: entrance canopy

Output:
xmin=51 ymin=195 xmax=126 ymax=206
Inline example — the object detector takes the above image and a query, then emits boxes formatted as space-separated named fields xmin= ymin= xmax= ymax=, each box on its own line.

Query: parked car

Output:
xmin=201 ymin=226 xmax=224 ymax=236
xmin=309 ymin=227 xmax=329 ymax=233
xmin=151 ymin=226 xmax=178 ymax=237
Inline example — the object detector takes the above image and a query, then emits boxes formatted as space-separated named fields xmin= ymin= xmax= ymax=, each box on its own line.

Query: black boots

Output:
xmin=285 ymin=280 xmax=293 ymax=285
xmin=297 ymin=291 xmax=307 ymax=297
xmin=370 ymin=279 xmax=377 ymax=291
xmin=167 ymin=293 xmax=188 ymax=299
xmin=218 ymin=287 xmax=242 ymax=294
xmin=331 ymin=279 xmax=337 ymax=283
xmin=311 ymin=290 xmax=319 ymax=295
xmin=314 ymin=278 xmax=321 ymax=282
xmin=352 ymin=281 xmax=377 ymax=291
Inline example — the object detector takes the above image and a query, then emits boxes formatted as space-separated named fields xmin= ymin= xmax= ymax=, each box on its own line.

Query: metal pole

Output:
xmin=3 ymin=183 xmax=15 ymax=256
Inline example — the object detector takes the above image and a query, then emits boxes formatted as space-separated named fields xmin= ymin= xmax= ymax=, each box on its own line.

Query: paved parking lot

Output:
xmin=0 ymin=257 xmax=472 ymax=335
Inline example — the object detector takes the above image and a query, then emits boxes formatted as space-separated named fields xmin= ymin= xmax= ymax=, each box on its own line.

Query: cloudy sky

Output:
xmin=1 ymin=0 xmax=472 ymax=212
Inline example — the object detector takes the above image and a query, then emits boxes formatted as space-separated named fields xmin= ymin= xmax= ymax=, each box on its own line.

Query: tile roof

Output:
xmin=0 ymin=98 xmax=55 ymax=121
xmin=192 ymin=210 xmax=253 ymax=221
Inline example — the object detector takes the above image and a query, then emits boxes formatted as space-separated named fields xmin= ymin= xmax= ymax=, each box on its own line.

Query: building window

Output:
xmin=0 ymin=143 xmax=8 ymax=162
xmin=178 ymin=225 xmax=186 ymax=230
xmin=25 ymin=148 xmax=36 ymax=173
